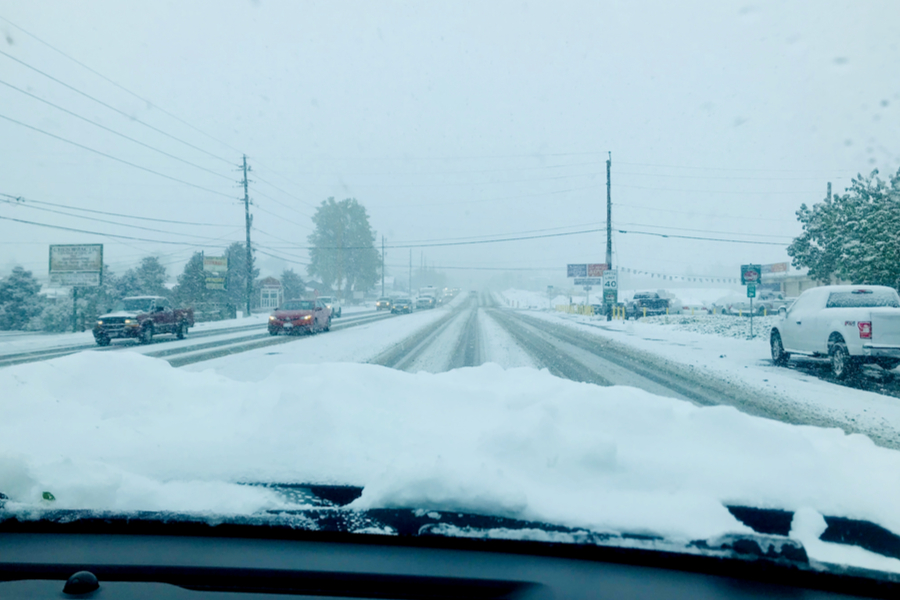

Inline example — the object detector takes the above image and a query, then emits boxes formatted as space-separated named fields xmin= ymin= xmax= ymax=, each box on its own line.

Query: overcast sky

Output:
xmin=1 ymin=0 xmax=898 ymax=290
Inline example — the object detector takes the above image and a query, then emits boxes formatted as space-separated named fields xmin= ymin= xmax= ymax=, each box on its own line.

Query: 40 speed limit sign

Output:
xmin=602 ymin=269 xmax=618 ymax=303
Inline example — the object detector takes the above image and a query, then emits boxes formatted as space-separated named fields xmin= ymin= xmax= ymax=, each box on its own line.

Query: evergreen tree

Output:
xmin=280 ymin=268 xmax=305 ymax=301
xmin=174 ymin=252 xmax=213 ymax=306
xmin=307 ymin=197 xmax=380 ymax=299
xmin=0 ymin=266 xmax=45 ymax=330
xmin=224 ymin=242 xmax=259 ymax=311
xmin=115 ymin=256 xmax=169 ymax=298
xmin=788 ymin=168 xmax=900 ymax=288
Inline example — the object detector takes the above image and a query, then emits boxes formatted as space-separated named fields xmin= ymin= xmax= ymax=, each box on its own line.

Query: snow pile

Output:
xmin=638 ymin=314 xmax=781 ymax=339
xmin=2 ymin=351 xmax=900 ymax=565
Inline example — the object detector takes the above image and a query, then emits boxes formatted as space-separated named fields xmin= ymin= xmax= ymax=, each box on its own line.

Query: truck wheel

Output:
xmin=140 ymin=323 xmax=154 ymax=344
xmin=337 ymin=308 xmax=342 ymax=318
xmin=770 ymin=331 xmax=789 ymax=366
xmin=95 ymin=334 xmax=110 ymax=347
xmin=829 ymin=340 xmax=857 ymax=380
xmin=176 ymin=321 xmax=187 ymax=340
xmin=324 ymin=317 xmax=331 ymax=332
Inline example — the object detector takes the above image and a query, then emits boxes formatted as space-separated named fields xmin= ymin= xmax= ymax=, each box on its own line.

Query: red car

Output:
xmin=268 ymin=299 xmax=331 ymax=335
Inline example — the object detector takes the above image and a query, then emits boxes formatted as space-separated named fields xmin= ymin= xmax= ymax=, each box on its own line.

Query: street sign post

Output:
xmin=203 ymin=255 xmax=228 ymax=290
xmin=587 ymin=263 xmax=609 ymax=277
xmin=741 ymin=264 xmax=762 ymax=338
xmin=602 ymin=269 xmax=618 ymax=309
xmin=49 ymin=244 xmax=103 ymax=333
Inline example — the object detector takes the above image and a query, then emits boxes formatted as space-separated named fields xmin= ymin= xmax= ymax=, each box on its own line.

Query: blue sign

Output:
xmin=567 ymin=264 xmax=587 ymax=278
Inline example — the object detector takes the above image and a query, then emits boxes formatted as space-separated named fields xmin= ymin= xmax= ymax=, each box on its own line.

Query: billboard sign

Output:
xmin=567 ymin=264 xmax=587 ymax=278
xmin=203 ymin=255 xmax=228 ymax=290
xmin=761 ymin=262 xmax=789 ymax=274
xmin=574 ymin=277 xmax=603 ymax=286
xmin=587 ymin=263 xmax=609 ymax=277
xmin=49 ymin=244 xmax=103 ymax=287
xmin=740 ymin=264 xmax=762 ymax=285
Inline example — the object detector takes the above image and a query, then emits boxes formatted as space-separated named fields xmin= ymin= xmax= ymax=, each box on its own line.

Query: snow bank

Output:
xmin=3 ymin=351 xmax=900 ymax=562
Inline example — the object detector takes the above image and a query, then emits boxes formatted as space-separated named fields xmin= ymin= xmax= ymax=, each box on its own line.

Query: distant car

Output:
xmin=625 ymin=292 xmax=671 ymax=319
xmin=268 ymin=299 xmax=331 ymax=335
xmin=391 ymin=298 xmax=413 ymax=314
xmin=416 ymin=296 xmax=435 ymax=310
xmin=376 ymin=297 xmax=392 ymax=311
xmin=318 ymin=296 xmax=342 ymax=318
xmin=770 ymin=285 xmax=900 ymax=379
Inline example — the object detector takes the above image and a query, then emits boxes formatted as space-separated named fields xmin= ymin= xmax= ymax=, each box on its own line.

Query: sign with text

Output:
xmin=574 ymin=277 xmax=603 ymax=286
xmin=49 ymin=244 xmax=103 ymax=287
xmin=587 ymin=263 xmax=609 ymax=277
xmin=740 ymin=264 xmax=762 ymax=285
xmin=602 ymin=269 xmax=618 ymax=304
xmin=203 ymin=255 xmax=228 ymax=290
xmin=567 ymin=264 xmax=587 ymax=278
xmin=747 ymin=284 xmax=757 ymax=298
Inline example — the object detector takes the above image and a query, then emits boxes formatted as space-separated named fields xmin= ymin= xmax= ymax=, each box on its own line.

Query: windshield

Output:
xmin=826 ymin=290 xmax=900 ymax=309
xmin=280 ymin=300 xmax=315 ymax=311
xmin=3 ymin=0 xmax=900 ymax=585
xmin=114 ymin=299 xmax=154 ymax=313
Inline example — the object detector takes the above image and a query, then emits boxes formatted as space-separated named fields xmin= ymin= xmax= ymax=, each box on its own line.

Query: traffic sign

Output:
xmin=574 ymin=277 xmax=603 ymax=285
xmin=747 ymin=284 xmax=757 ymax=298
xmin=602 ymin=269 xmax=618 ymax=289
xmin=567 ymin=264 xmax=587 ymax=278
xmin=740 ymin=264 xmax=762 ymax=285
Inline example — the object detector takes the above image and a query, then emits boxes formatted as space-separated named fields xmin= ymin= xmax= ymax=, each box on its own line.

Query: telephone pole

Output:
xmin=606 ymin=151 xmax=612 ymax=269
xmin=408 ymin=248 xmax=412 ymax=295
xmin=381 ymin=236 xmax=385 ymax=296
xmin=827 ymin=181 xmax=832 ymax=202
xmin=242 ymin=155 xmax=253 ymax=318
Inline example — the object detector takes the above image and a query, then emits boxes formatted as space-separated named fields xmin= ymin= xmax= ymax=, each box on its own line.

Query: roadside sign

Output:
xmin=203 ymin=255 xmax=228 ymax=290
xmin=574 ymin=277 xmax=603 ymax=286
xmin=587 ymin=263 xmax=609 ymax=277
xmin=747 ymin=284 xmax=757 ymax=298
xmin=602 ymin=269 xmax=618 ymax=289
xmin=49 ymin=244 xmax=103 ymax=287
xmin=567 ymin=264 xmax=587 ymax=278
xmin=740 ymin=264 xmax=762 ymax=285
xmin=603 ymin=289 xmax=617 ymax=304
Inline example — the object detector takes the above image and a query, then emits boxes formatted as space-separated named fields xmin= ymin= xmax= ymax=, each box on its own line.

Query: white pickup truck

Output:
xmin=770 ymin=285 xmax=900 ymax=379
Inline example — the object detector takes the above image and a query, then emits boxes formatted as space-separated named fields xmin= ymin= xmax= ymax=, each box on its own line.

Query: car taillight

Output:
xmin=858 ymin=321 xmax=872 ymax=339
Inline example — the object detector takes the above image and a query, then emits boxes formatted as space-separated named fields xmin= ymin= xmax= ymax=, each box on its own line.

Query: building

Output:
xmin=258 ymin=276 xmax=283 ymax=309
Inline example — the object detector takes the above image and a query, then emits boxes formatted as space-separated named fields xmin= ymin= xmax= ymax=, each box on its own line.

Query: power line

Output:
xmin=253 ymin=246 xmax=309 ymax=266
xmin=252 ymin=188 xmax=314 ymax=221
xmin=276 ymin=159 xmax=604 ymax=177
xmin=0 ymin=16 xmax=245 ymax=157
xmin=616 ymin=229 xmax=789 ymax=246
xmin=0 ymin=79 xmax=233 ymax=181
xmin=616 ymin=183 xmax=822 ymax=195
xmin=326 ymin=170 xmax=602 ymax=189
xmin=616 ymin=170 xmax=847 ymax=181
xmin=617 ymin=202 xmax=790 ymax=223
xmin=0 ymin=113 xmax=236 ymax=199
xmin=252 ymin=172 xmax=317 ymax=210
xmin=252 ymin=203 xmax=312 ymax=230
xmin=0 ymin=48 xmax=234 ymax=164
xmin=0 ymin=214 xmax=241 ymax=247
xmin=617 ymin=161 xmax=855 ymax=173
xmin=0 ymin=196 xmax=244 ymax=241
xmin=0 ymin=193 xmax=236 ymax=227
xmin=375 ymin=184 xmax=600 ymax=209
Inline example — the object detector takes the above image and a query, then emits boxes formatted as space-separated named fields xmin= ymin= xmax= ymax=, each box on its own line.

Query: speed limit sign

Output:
xmin=602 ymin=269 xmax=618 ymax=289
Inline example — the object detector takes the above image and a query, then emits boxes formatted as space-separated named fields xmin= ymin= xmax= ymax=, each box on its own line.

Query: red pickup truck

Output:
xmin=93 ymin=296 xmax=194 ymax=346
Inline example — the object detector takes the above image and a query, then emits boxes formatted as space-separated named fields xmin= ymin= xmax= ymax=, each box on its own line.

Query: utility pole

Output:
xmin=381 ymin=236 xmax=385 ymax=296
xmin=605 ymin=152 xmax=613 ymax=322
xmin=408 ymin=248 xmax=412 ymax=295
xmin=606 ymin=151 xmax=612 ymax=269
xmin=827 ymin=181 xmax=832 ymax=202
xmin=242 ymin=154 xmax=253 ymax=318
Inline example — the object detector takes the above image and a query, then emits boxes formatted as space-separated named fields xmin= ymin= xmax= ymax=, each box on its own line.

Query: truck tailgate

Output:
xmin=872 ymin=310 xmax=900 ymax=347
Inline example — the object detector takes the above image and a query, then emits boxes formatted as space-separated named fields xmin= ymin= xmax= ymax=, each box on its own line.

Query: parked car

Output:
xmin=391 ymin=298 xmax=413 ymax=314
xmin=375 ymin=297 xmax=393 ymax=311
xmin=770 ymin=285 xmax=900 ymax=379
xmin=93 ymin=296 xmax=194 ymax=346
xmin=625 ymin=292 xmax=671 ymax=319
xmin=268 ymin=299 xmax=331 ymax=335
xmin=318 ymin=296 xmax=342 ymax=317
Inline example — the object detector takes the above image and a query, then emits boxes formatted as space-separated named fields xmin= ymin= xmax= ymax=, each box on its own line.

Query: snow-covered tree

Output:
xmin=280 ymin=268 xmax=305 ymax=301
xmin=788 ymin=168 xmax=900 ymax=289
xmin=0 ymin=266 xmax=44 ymax=330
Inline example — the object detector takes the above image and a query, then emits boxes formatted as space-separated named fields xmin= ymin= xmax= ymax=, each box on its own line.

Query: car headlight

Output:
xmin=303 ymin=315 xmax=312 ymax=320
xmin=97 ymin=320 xmax=103 ymax=325
xmin=124 ymin=319 xmax=135 ymax=324
xmin=269 ymin=315 xmax=276 ymax=321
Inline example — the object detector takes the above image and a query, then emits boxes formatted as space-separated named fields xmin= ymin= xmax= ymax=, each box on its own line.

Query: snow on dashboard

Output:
xmin=2 ymin=350 xmax=900 ymax=574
